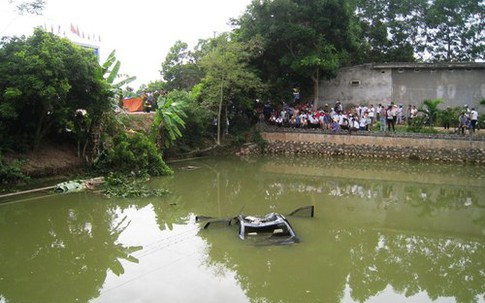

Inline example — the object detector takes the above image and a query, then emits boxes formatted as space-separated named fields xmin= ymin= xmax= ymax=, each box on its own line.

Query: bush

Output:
xmin=168 ymin=99 xmax=211 ymax=151
xmin=94 ymin=132 xmax=172 ymax=177
xmin=407 ymin=116 xmax=439 ymax=134
xmin=0 ymin=154 xmax=28 ymax=186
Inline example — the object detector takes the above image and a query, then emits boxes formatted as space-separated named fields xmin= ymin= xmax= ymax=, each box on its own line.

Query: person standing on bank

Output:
xmin=470 ymin=108 xmax=478 ymax=132
xmin=458 ymin=112 xmax=469 ymax=135
xmin=379 ymin=104 xmax=387 ymax=132
xmin=368 ymin=104 xmax=375 ymax=127
xmin=386 ymin=105 xmax=396 ymax=132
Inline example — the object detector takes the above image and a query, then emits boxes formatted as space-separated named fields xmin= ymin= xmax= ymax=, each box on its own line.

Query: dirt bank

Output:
xmin=8 ymin=113 xmax=155 ymax=179
xmin=11 ymin=143 xmax=84 ymax=178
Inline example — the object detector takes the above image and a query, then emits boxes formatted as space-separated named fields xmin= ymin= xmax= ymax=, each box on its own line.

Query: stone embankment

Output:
xmin=242 ymin=125 xmax=485 ymax=164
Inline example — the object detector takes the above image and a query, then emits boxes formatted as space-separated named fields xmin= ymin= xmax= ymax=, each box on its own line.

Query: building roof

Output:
xmin=371 ymin=62 xmax=485 ymax=70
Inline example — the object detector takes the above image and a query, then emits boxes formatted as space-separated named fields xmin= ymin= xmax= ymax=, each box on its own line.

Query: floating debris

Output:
xmin=181 ymin=165 xmax=200 ymax=170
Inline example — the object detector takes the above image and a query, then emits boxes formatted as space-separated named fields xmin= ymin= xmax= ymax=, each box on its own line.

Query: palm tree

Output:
xmin=419 ymin=99 xmax=444 ymax=127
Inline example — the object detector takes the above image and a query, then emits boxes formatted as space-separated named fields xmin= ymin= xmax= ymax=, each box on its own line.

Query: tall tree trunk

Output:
xmin=312 ymin=68 xmax=320 ymax=110
xmin=33 ymin=111 xmax=46 ymax=152
xmin=217 ymin=77 xmax=224 ymax=145
xmin=33 ymin=112 xmax=54 ymax=152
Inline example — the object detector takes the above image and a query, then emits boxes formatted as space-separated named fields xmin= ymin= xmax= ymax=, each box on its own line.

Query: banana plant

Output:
xmin=98 ymin=50 xmax=137 ymax=111
xmin=153 ymin=91 xmax=187 ymax=150
xmin=101 ymin=50 xmax=137 ymax=91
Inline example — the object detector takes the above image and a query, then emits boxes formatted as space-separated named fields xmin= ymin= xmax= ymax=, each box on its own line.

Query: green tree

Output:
xmin=419 ymin=98 xmax=444 ymax=127
xmin=160 ymin=40 xmax=204 ymax=92
xmin=164 ymin=87 xmax=212 ymax=156
xmin=424 ymin=0 xmax=484 ymax=62
xmin=351 ymin=0 xmax=423 ymax=62
xmin=234 ymin=0 xmax=362 ymax=107
xmin=0 ymin=28 xmax=112 ymax=151
xmin=350 ymin=0 xmax=484 ymax=62
xmin=198 ymin=34 xmax=263 ymax=144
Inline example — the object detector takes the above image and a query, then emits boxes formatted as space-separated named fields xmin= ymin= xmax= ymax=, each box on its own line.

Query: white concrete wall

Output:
xmin=320 ymin=64 xmax=392 ymax=106
xmin=319 ymin=64 xmax=485 ymax=109
xmin=391 ymin=68 xmax=485 ymax=108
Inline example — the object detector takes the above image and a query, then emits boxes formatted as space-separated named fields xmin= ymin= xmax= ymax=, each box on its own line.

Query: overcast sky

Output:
xmin=1 ymin=0 xmax=253 ymax=88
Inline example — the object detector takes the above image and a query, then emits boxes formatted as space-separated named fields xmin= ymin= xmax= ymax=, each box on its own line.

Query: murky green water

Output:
xmin=0 ymin=155 xmax=484 ymax=303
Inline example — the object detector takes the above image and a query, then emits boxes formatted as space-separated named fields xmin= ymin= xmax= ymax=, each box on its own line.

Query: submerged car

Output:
xmin=197 ymin=205 xmax=314 ymax=246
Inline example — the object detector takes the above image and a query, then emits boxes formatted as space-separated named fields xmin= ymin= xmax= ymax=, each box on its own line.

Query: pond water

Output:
xmin=0 ymin=155 xmax=484 ymax=303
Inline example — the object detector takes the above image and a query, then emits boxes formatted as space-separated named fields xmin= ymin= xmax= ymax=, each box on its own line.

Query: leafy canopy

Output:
xmin=234 ymin=0 xmax=361 ymax=103
xmin=350 ymin=0 xmax=484 ymax=62
xmin=0 ymin=28 xmax=112 ymax=151
xmin=160 ymin=40 xmax=204 ymax=92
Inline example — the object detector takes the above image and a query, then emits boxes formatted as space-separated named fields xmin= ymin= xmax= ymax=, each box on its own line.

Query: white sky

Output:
xmin=1 ymin=0 xmax=253 ymax=89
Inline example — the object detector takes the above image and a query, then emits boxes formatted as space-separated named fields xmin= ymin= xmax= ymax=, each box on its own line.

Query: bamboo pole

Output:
xmin=0 ymin=185 xmax=56 ymax=200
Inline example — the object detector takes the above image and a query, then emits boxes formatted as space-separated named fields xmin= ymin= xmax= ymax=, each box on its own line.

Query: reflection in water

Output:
xmin=200 ymin=225 xmax=484 ymax=303
xmin=0 ymin=193 xmax=141 ymax=303
xmin=188 ymin=156 xmax=484 ymax=303
xmin=347 ymin=231 xmax=483 ymax=303
xmin=266 ymin=178 xmax=480 ymax=214
xmin=0 ymin=155 xmax=484 ymax=303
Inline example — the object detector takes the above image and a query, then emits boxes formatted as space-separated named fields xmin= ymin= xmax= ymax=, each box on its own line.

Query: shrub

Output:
xmin=407 ymin=116 xmax=439 ymax=134
xmin=0 ymin=154 xmax=28 ymax=186
xmin=407 ymin=116 xmax=427 ymax=133
xmin=94 ymin=132 xmax=172 ymax=177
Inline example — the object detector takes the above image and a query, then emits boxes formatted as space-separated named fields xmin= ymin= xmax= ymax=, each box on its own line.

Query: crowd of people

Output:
xmin=263 ymin=101 xmax=419 ymax=133
xmin=262 ymin=100 xmax=479 ymax=135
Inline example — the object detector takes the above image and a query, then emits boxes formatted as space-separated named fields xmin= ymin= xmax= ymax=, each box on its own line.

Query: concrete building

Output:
xmin=319 ymin=62 xmax=485 ymax=108
xmin=0 ymin=14 xmax=100 ymax=61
